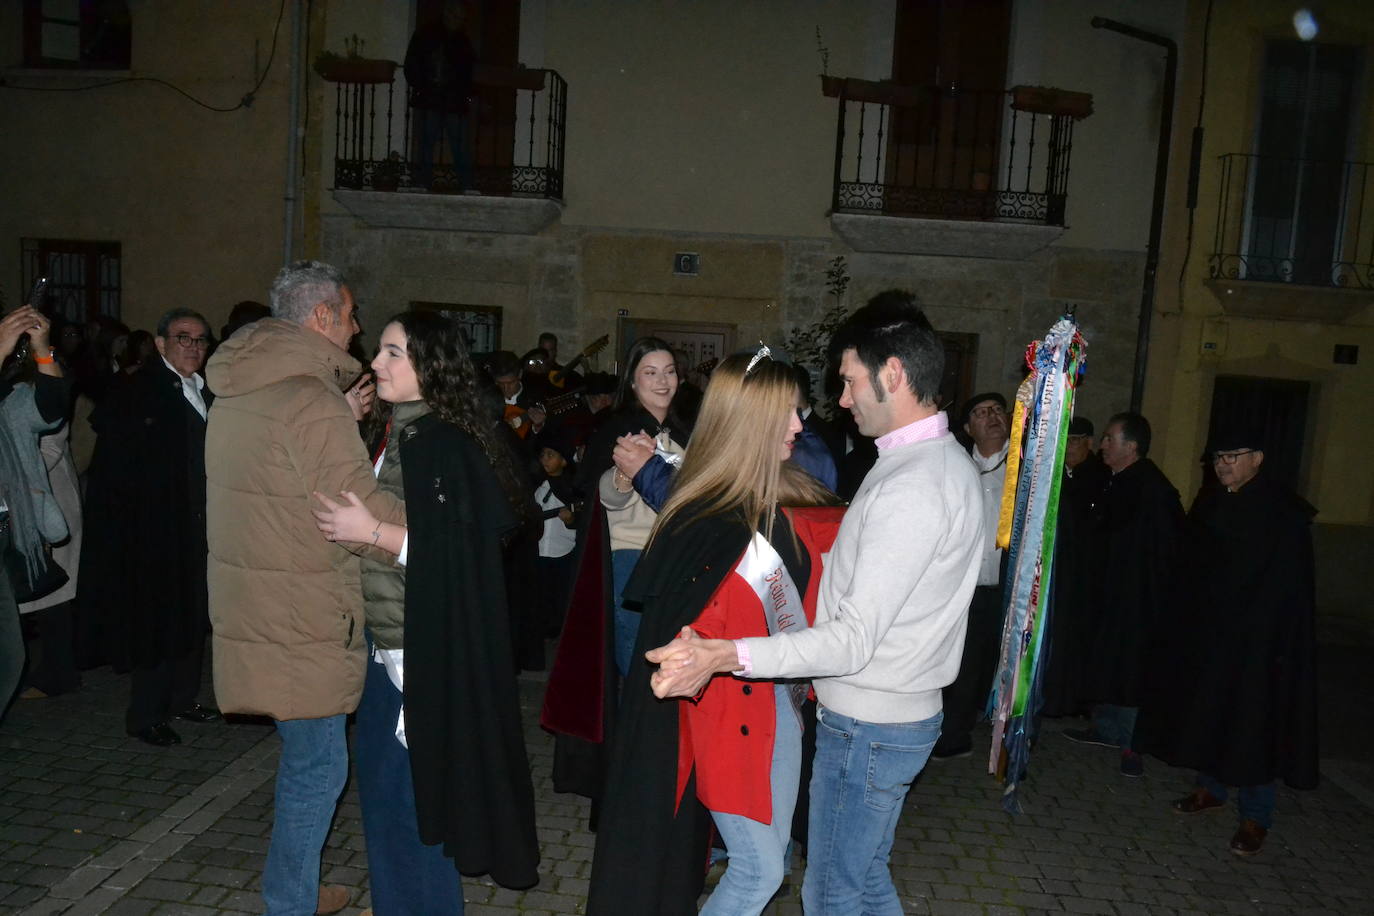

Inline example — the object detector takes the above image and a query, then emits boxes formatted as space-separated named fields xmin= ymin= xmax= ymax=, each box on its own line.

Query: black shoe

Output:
xmin=931 ymin=742 xmax=973 ymax=760
xmin=174 ymin=704 xmax=221 ymax=724
xmin=131 ymin=723 xmax=182 ymax=747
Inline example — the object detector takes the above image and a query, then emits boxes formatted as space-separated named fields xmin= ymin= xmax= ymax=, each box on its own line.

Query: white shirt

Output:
xmin=535 ymin=479 xmax=576 ymax=558
xmin=970 ymin=440 xmax=1009 ymax=587
xmin=162 ymin=357 xmax=207 ymax=420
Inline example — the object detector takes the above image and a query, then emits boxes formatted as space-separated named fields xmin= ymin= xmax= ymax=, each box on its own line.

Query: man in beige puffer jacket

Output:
xmin=205 ymin=261 xmax=402 ymax=916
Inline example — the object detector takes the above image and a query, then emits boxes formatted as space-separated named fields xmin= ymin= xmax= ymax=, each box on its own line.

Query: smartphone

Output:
xmin=11 ymin=276 xmax=48 ymax=363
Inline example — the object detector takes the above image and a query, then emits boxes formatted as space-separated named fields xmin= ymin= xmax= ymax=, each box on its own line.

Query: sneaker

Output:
xmin=1119 ymin=750 xmax=1144 ymax=778
xmin=1063 ymin=727 xmax=1115 ymax=748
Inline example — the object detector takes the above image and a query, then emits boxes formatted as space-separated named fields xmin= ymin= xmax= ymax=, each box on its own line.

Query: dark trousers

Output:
xmin=935 ymin=584 xmax=1004 ymax=754
xmin=28 ymin=600 xmax=80 ymax=695
xmin=126 ymin=639 xmax=205 ymax=733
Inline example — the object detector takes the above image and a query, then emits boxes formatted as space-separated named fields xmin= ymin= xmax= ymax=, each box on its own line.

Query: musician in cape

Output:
xmin=586 ymin=349 xmax=842 ymax=915
xmin=487 ymin=349 xmax=547 ymax=441
xmin=1134 ymin=421 xmax=1318 ymax=857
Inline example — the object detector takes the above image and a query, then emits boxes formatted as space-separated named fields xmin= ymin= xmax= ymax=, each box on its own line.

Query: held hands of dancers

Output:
xmin=646 ymin=626 xmax=742 ymax=699
xmin=612 ymin=431 xmax=657 ymax=480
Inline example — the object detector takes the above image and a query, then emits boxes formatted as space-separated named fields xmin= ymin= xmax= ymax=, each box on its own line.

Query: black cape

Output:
xmin=1134 ymin=474 xmax=1319 ymax=789
xmin=544 ymin=404 xmax=692 ymax=799
xmin=1041 ymin=452 xmax=1110 ymax=717
xmin=587 ymin=510 xmax=798 ymax=915
xmin=399 ymin=414 xmax=540 ymax=888
xmin=78 ymin=362 xmax=212 ymax=671
xmin=1081 ymin=458 xmax=1184 ymax=707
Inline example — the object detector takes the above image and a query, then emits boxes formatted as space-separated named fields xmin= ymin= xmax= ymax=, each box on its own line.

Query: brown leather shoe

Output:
xmin=1172 ymin=787 xmax=1225 ymax=815
xmin=1229 ymin=819 xmax=1267 ymax=856
xmin=316 ymin=884 xmax=350 ymax=915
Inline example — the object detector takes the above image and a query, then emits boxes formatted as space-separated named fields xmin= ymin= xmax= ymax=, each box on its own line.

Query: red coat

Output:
xmin=674 ymin=507 xmax=843 ymax=823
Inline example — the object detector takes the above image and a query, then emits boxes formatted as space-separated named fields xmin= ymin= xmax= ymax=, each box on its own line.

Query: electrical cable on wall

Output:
xmin=0 ymin=0 xmax=286 ymax=113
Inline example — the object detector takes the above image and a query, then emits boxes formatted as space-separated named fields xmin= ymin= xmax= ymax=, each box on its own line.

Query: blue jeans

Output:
xmin=610 ymin=548 xmax=641 ymax=678
xmin=803 ymin=705 xmax=942 ymax=916
xmin=262 ymin=714 xmax=349 ymax=916
xmin=1092 ymin=703 xmax=1138 ymax=749
xmin=1197 ymin=772 xmax=1277 ymax=829
xmin=702 ymin=686 xmax=801 ymax=916
xmin=356 ymin=650 xmax=463 ymax=915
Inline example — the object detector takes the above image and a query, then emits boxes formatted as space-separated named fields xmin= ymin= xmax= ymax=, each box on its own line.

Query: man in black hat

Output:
xmin=1134 ymin=424 xmax=1318 ymax=856
xmin=932 ymin=392 xmax=1010 ymax=758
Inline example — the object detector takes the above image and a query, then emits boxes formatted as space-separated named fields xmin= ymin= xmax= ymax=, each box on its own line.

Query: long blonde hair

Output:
xmin=653 ymin=353 xmax=837 ymax=543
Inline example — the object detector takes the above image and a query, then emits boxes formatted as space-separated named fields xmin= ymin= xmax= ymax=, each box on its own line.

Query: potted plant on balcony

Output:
xmin=314 ymin=35 xmax=396 ymax=84
xmin=370 ymin=152 xmax=404 ymax=192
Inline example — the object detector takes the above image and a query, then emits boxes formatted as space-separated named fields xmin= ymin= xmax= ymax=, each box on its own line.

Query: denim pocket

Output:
xmin=864 ymin=741 xmax=929 ymax=811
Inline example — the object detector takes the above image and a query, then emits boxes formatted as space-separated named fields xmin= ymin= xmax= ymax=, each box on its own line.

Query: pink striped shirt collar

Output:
xmin=875 ymin=411 xmax=949 ymax=450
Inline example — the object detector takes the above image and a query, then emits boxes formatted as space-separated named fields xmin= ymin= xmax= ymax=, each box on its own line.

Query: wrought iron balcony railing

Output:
xmin=324 ymin=59 xmax=567 ymax=199
xmin=1210 ymin=153 xmax=1374 ymax=289
xmin=825 ymin=79 xmax=1093 ymax=226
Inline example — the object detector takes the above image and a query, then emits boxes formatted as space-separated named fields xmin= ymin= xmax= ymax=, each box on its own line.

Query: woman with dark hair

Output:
xmin=311 ymin=310 xmax=539 ymax=912
xmin=587 ymin=349 xmax=843 ymax=915
xmin=541 ymin=336 xmax=690 ymax=803
xmin=580 ymin=336 xmax=689 ymax=675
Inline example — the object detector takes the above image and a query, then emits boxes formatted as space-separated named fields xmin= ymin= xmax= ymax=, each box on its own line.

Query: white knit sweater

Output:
xmin=742 ymin=431 xmax=984 ymax=723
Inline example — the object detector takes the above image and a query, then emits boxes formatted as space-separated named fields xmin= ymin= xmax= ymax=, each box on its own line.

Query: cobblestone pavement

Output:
xmin=2 ymin=645 xmax=1371 ymax=915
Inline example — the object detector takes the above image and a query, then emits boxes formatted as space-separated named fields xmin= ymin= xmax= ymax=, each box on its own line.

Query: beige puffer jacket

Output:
xmin=204 ymin=319 xmax=403 ymax=721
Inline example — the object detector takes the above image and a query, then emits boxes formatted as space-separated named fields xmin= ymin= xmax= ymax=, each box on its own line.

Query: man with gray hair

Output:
xmin=206 ymin=260 xmax=396 ymax=915
xmin=81 ymin=307 xmax=218 ymax=747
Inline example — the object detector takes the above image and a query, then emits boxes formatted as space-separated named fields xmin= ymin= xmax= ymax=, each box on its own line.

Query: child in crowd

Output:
xmin=534 ymin=431 xmax=579 ymax=636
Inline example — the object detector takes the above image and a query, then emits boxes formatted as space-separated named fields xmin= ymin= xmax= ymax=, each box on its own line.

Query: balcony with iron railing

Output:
xmin=822 ymin=78 xmax=1094 ymax=258
xmin=320 ymin=57 xmax=567 ymax=233
xmin=1205 ymin=153 xmax=1374 ymax=321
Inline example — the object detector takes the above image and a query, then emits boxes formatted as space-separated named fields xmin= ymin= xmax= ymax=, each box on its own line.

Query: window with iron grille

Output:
xmin=22 ymin=239 xmax=122 ymax=323
xmin=409 ymin=301 xmax=502 ymax=353
xmin=22 ymin=0 xmax=132 ymax=70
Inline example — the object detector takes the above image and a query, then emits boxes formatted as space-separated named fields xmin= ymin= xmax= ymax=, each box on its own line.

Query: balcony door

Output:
xmin=885 ymin=0 xmax=1011 ymax=215
xmin=1245 ymin=40 xmax=1362 ymax=285
xmin=413 ymin=0 xmax=521 ymax=192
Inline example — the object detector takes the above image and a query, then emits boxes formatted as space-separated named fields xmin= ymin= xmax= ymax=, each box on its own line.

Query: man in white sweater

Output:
xmin=648 ymin=292 xmax=984 ymax=915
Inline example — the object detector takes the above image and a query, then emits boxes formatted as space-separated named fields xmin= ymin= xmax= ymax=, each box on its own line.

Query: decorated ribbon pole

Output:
xmin=987 ymin=316 xmax=1087 ymax=814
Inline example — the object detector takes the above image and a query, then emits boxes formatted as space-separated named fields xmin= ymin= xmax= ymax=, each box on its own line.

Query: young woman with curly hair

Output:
xmin=312 ymin=310 xmax=538 ymax=913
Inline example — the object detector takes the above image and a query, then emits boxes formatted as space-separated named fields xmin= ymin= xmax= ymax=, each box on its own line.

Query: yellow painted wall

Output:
xmin=1148 ymin=0 xmax=1374 ymax=522
xmin=0 ymin=2 xmax=294 ymax=334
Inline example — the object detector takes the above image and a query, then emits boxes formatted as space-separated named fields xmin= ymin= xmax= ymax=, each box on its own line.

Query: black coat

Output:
xmin=79 ymin=362 xmax=211 ymax=671
xmin=1135 ymin=475 xmax=1319 ymax=789
xmin=399 ymin=414 xmax=540 ymax=888
xmin=543 ymin=404 xmax=691 ymax=799
xmin=1080 ymin=458 xmax=1184 ymax=707
xmin=586 ymin=510 xmax=762 ymax=915
xmin=1041 ymin=452 xmax=1110 ymax=717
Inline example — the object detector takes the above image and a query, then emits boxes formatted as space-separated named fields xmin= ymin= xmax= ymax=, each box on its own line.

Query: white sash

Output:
xmin=736 ymin=531 xmax=808 ymax=720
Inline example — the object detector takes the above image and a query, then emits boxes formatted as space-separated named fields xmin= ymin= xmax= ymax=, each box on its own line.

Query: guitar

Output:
xmin=547 ymin=334 xmax=609 ymax=389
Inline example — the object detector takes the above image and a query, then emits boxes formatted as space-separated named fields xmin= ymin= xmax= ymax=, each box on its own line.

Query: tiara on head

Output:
xmin=746 ymin=342 xmax=771 ymax=375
